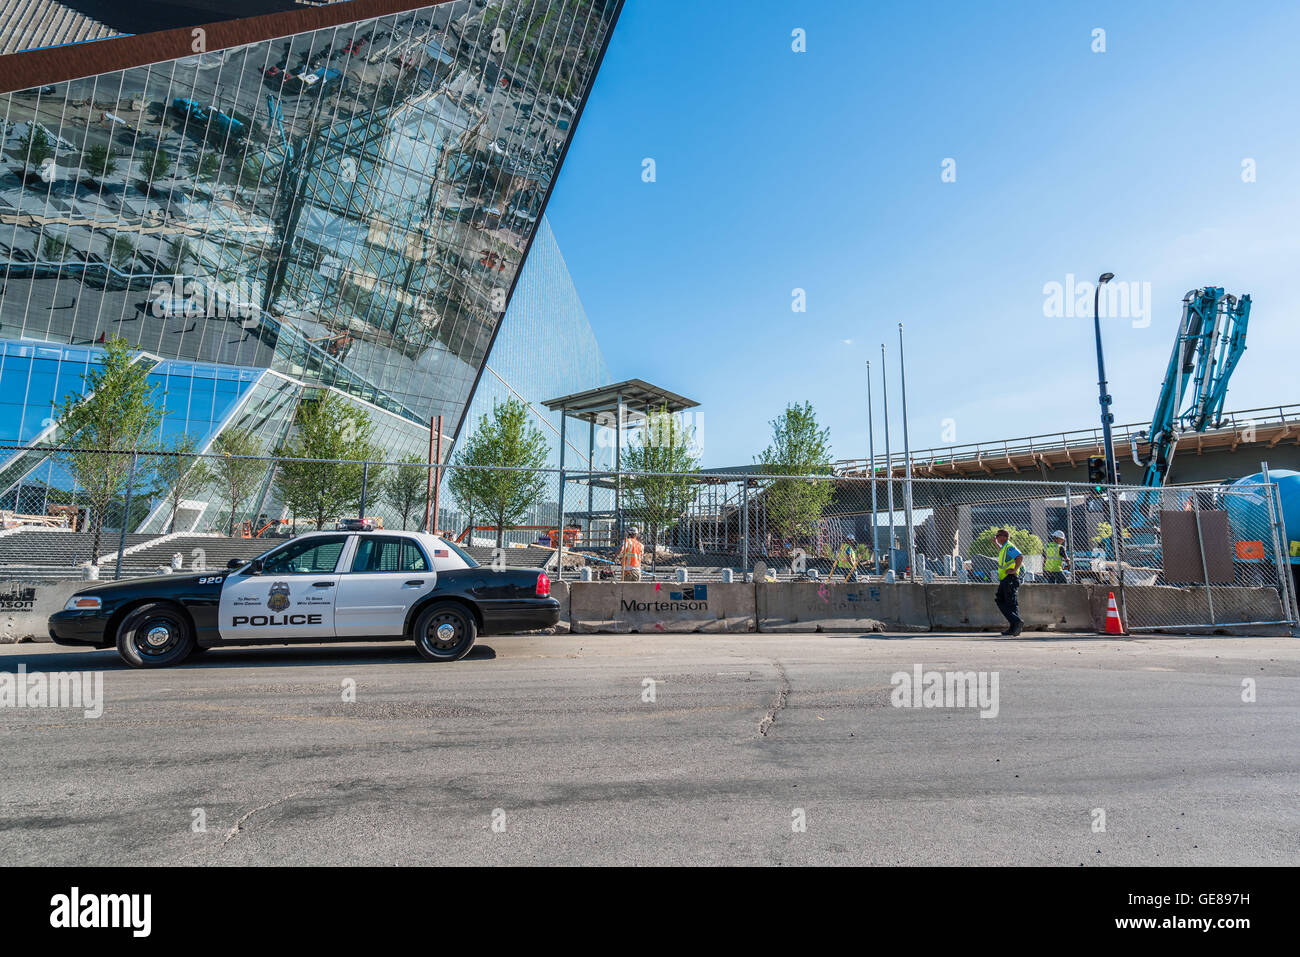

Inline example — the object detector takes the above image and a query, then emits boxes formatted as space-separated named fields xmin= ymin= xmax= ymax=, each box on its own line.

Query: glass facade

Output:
xmin=0 ymin=1 xmax=620 ymax=533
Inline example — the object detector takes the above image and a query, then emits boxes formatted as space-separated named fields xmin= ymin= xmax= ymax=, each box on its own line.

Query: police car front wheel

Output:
xmin=116 ymin=602 xmax=195 ymax=668
xmin=412 ymin=603 xmax=476 ymax=662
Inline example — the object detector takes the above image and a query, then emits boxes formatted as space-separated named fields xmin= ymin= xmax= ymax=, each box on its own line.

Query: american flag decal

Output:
xmin=434 ymin=549 xmax=448 ymax=557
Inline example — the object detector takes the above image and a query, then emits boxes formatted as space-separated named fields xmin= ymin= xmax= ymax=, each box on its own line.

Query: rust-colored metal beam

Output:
xmin=0 ymin=0 xmax=446 ymax=94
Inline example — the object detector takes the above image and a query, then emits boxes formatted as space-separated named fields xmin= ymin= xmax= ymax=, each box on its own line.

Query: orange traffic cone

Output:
xmin=1104 ymin=591 xmax=1125 ymax=635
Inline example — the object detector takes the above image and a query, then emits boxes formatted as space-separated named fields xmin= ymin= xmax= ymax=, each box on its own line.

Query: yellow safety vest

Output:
xmin=834 ymin=543 xmax=856 ymax=569
xmin=997 ymin=542 xmax=1020 ymax=580
xmin=1044 ymin=542 xmax=1064 ymax=573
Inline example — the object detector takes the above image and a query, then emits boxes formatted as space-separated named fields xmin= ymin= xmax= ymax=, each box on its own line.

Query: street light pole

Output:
xmin=1093 ymin=271 xmax=1119 ymax=484
xmin=867 ymin=358 xmax=879 ymax=574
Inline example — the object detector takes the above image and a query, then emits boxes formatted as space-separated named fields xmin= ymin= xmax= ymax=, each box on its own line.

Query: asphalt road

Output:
xmin=1 ymin=633 xmax=1297 ymax=866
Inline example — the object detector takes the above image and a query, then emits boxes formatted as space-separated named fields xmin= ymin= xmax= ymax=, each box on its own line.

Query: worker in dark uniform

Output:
xmin=993 ymin=529 xmax=1024 ymax=636
xmin=1042 ymin=530 xmax=1068 ymax=584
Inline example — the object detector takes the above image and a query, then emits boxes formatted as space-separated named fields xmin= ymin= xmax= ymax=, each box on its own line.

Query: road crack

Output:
xmin=218 ymin=789 xmax=312 ymax=849
xmin=758 ymin=660 xmax=790 ymax=737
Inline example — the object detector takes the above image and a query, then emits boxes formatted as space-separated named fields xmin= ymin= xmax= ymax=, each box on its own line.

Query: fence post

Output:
xmin=1106 ymin=487 xmax=1128 ymax=629
xmin=741 ymin=478 xmax=750 ymax=573
xmin=359 ymin=462 xmax=368 ymax=519
xmin=114 ymin=451 xmax=137 ymax=581
xmin=1191 ymin=491 xmax=1215 ymax=626
xmin=1261 ymin=462 xmax=1298 ymax=628
xmin=1063 ymin=482 xmax=1072 ymax=583
xmin=557 ymin=409 xmax=568 ymax=583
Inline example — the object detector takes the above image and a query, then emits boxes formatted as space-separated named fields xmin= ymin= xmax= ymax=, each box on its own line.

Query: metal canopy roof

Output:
xmin=541 ymin=378 xmax=698 ymax=424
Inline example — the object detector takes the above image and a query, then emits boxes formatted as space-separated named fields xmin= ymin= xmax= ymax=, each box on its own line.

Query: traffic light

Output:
xmin=1087 ymin=456 xmax=1106 ymax=486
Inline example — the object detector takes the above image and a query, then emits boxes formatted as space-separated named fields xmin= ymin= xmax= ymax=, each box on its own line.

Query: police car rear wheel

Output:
xmin=413 ymin=603 xmax=476 ymax=661
xmin=116 ymin=602 xmax=195 ymax=668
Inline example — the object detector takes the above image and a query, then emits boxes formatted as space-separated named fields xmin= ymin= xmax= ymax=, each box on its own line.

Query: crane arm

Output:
xmin=1134 ymin=287 xmax=1249 ymax=487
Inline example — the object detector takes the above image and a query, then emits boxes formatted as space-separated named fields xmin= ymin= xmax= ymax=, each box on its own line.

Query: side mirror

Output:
xmin=226 ymin=558 xmax=244 ymax=570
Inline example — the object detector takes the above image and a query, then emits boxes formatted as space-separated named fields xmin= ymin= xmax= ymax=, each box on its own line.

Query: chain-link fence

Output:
xmin=1 ymin=443 xmax=1296 ymax=632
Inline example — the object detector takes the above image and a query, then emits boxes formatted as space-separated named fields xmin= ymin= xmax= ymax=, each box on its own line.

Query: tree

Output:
xmin=448 ymin=398 xmax=549 ymax=548
xmin=622 ymin=406 xmax=700 ymax=565
xmin=381 ymin=453 xmax=428 ymax=531
xmin=83 ymin=144 xmax=117 ymax=183
xmin=19 ymin=124 xmax=52 ymax=180
xmin=1091 ymin=521 xmax=1131 ymax=559
xmin=186 ymin=152 xmax=220 ymax=183
xmin=41 ymin=233 xmax=71 ymax=263
xmin=142 ymin=147 xmax=172 ymax=188
xmin=755 ymin=401 xmax=833 ymax=550
xmin=970 ymin=526 xmax=1043 ymax=561
xmin=54 ymin=336 xmax=163 ymax=559
xmin=211 ymin=427 xmax=265 ymax=536
xmin=154 ymin=434 xmax=212 ymax=533
xmin=109 ymin=235 xmax=136 ymax=270
xmin=276 ymin=393 xmax=383 ymax=530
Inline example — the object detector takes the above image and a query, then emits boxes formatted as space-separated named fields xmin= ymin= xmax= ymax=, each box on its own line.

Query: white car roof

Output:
xmin=284 ymin=529 xmax=471 ymax=566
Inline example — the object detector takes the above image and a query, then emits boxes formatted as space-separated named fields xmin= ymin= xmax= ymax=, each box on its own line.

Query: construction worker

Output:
xmin=833 ymin=535 xmax=859 ymax=581
xmin=1042 ymin=530 xmax=1069 ymax=584
xmin=616 ymin=526 xmax=644 ymax=581
xmin=993 ymin=529 xmax=1024 ymax=636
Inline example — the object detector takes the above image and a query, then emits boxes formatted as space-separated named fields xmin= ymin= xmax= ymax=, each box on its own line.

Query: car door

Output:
xmin=334 ymin=536 xmax=436 ymax=637
xmin=218 ymin=535 xmax=348 ymax=641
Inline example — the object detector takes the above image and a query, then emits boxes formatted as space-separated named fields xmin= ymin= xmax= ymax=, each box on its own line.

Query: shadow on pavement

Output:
xmin=0 ymin=642 xmax=498 ymax=671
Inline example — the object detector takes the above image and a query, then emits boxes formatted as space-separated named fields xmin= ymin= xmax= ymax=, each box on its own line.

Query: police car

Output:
xmin=48 ymin=530 xmax=559 ymax=668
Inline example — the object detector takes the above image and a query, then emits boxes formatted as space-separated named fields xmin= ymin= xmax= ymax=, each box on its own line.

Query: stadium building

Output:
xmin=0 ymin=0 xmax=621 ymax=537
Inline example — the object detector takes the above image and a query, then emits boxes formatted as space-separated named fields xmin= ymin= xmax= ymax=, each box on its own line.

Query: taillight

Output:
xmin=535 ymin=572 xmax=550 ymax=597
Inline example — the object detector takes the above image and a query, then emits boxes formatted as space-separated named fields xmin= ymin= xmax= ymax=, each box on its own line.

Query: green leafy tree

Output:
xmin=41 ymin=233 xmax=71 ymax=263
xmin=83 ymin=144 xmax=117 ymax=182
xmin=622 ymin=406 xmax=700 ymax=565
xmin=142 ymin=147 xmax=172 ymax=188
xmin=970 ymin=526 xmax=1044 ymax=561
xmin=186 ymin=151 xmax=220 ymax=183
xmin=211 ymin=427 xmax=266 ymax=536
xmin=154 ymin=434 xmax=212 ymax=533
xmin=109 ymin=235 xmax=136 ymax=270
xmin=756 ymin=401 xmax=833 ymax=550
xmin=448 ymin=398 xmax=549 ymax=548
xmin=276 ymin=393 xmax=383 ymax=530
xmin=381 ymin=453 xmax=429 ymax=531
xmin=54 ymin=336 xmax=163 ymax=558
xmin=19 ymin=124 xmax=53 ymax=180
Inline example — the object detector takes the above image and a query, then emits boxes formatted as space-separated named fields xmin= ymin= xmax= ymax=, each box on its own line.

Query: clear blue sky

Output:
xmin=544 ymin=0 xmax=1300 ymax=468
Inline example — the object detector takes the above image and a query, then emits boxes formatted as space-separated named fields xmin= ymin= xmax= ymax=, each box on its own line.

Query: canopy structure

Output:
xmin=541 ymin=379 xmax=700 ymax=538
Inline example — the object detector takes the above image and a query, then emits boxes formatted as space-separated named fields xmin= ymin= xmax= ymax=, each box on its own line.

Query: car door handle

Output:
xmin=405 ymin=579 xmax=425 ymax=586
xmin=313 ymin=581 xmax=335 ymax=588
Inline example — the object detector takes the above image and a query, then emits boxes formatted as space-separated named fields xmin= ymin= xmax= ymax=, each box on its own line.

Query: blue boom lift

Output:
xmin=1131 ymin=287 xmax=1251 ymax=486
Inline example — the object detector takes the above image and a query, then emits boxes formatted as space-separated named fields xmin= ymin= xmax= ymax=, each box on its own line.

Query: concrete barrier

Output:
xmin=519 ymin=580 xmax=570 ymax=634
xmin=926 ymin=583 xmax=1095 ymax=632
xmin=568 ymin=581 xmax=755 ymax=633
xmin=0 ymin=579 xmax=83 ymax=643
xmin=7 ymin=575 xmax=1287 ymax=642
xmin=1108 ymin=584 xmax=1289 ymax=636
xmin=756 ymin=581 xmax=928 ymax=632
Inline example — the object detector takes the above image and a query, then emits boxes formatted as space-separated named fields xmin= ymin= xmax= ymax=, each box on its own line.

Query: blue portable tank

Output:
xmin=1225 ymin=470 xmax=1300 ymax=566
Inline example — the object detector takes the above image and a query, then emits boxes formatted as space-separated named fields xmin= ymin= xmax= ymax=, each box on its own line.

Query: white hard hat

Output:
xmin=1052 ymin=530 xmax=1065 ymax=539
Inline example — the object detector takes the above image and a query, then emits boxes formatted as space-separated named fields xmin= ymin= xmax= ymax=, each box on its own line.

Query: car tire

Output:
xmin=116 ymin=602 xmax=195 ymax=668
xmin=412 ymin=602 xmax=477 ymax=662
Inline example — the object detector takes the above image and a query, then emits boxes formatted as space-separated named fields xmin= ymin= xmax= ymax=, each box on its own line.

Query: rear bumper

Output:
xmin=47 ymin=609 xmax=112 ymax=648
xmin=480 ymin=598 xmax=561 ymax=634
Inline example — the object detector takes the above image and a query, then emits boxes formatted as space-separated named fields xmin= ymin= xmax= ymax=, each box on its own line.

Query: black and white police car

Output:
xmin=48 ymin=530 xmax=559 ymax=667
